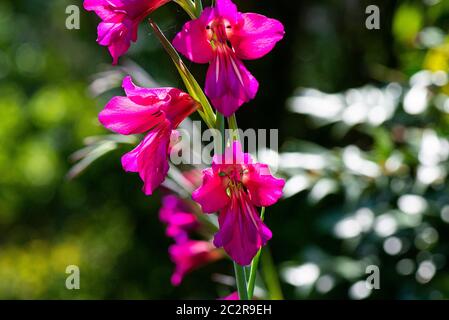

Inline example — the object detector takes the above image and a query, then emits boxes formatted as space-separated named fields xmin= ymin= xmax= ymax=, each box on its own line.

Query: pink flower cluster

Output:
xmin=159 ymin=194 xmax=222 ymax=286
xmin=85 ymin=0 xmax=285 ymax=274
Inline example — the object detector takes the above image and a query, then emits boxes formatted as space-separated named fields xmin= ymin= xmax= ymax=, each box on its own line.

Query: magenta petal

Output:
xmin=107 ymin=39 xmax=130 ymax=65
xmin=84 ymin=0 xmax=117 ymax=21
xmin=84 ymin=0 xmax=170 ymax=64
xmin=160 ymin=195 xmax=180 ymax=222
xmin=212 ymin=140 xmax=252 ymax=167
xmin=99 ymin=76 xmax=196 ymax=135
xmin=159 ymin=195 xmax=198 ymax=241
xmin=121 ymin=143 xmax=140 ymax=173
xmin=244 ymin=163 xmax=285 ymax=207
xmin=160 ymin=90 xmax=199 ymax=128
xmin=121 ymin=76 xmax=198 ymax=127
xmin=220 ymin=292 xmax=240 ymax=300
xmin=98 ymin=96 xmax=162 ymax=135
xmin=85 ymin=0 xmax=170 ymax=18
xmin=169 ymin=240 xmax=220 ymax=286
xmin=121 ymin=121 xmax=172 ymax=195
xmin=232 ymin=13 xmax=285 ymax=60
xmin=96 ymin=20 xmax=134 ymax=65
xmin=192 ymin=168 xmax=230 ymax=213
xmin=122 ymin=75 xmax=171 ymax=105
xmin=159 ymin=195 xmax=190 ymax=222
xmin=213 ymin=191 xmax=272 ymax=266
xmin=165 ymin=212 xmax=198 ymax=240
xmin=215 ymin=0 xmax=239 ymax=23
xmin=205 ymin=50 xmax=259 ymax=116
xmin=96 ymin=22 xmax=126 ymax=46
xmin=172 ymin=8 xmax=214 ymax=64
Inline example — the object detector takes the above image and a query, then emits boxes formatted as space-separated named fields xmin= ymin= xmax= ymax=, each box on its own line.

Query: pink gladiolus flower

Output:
xmin=159 ymin=195 xmax=198 ymax=242
xmin=192 ymin=141 xmax=285 ymax=266
xmin=173 ymin=0 xmax=284 ymax=116
xmin=99 ymin=76 xmax=198 ymax=195
xmin=84 ymin=0 xmax=170 ymax=64
xmin=170 ymin=240 xmax=222 ymax=286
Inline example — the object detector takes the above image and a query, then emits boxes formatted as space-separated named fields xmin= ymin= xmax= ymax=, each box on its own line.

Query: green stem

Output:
xmin=247 ymin=207 xmax=265 ymax=299
xmin=227 ymin=114 xmax=240 ymax=141
xmin=173 ymin=0 xmax=198 ymax=19
xmin=247 ymin=252 xmax=261 ymax=299
xmin=216 ymin=113 xmax=226 ymax=151
xmin=234 ymin=262 xmax=249 ymax=300
xmin=174 ymin=0 xmax=203 ymax=19
xmin=261 ymin=247 xmax=284 ymax=300
xmin=194 ymin=0 xmax=203 ymax=17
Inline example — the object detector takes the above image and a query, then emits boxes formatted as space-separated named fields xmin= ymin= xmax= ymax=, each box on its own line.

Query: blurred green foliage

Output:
xmin=1 ymin=0 xmax=449 ymax=299
xmin=278 ymin=0 xmax=449 ymax=300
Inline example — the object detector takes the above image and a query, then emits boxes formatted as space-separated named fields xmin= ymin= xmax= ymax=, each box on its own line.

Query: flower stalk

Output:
xmin=218 ymin=112 xmax=248 ymax=300
xmin=217 ymin=115 xmax=247 ymax=301
xmin=261 ymin=247 xmax=284 ymax=300
xmin=150 ymin=4 xmax=278 ymax=299
xmin=247 ymin=207 xmax=265 ymax=299
xmin=227 ymin=115 xmax=240 ymax=141
xmin=193 ymin=0 xmax=203 ymax=17
xmin=173 ymin=0 xmax=199 ymax=19
xmin=84 ymin=0 xmax=286 ymax=301
xmin=234 ymin=262 xmax=249 ymax=300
